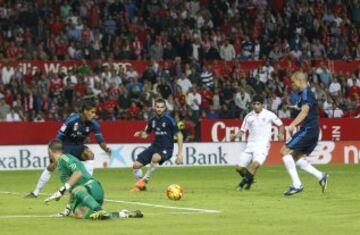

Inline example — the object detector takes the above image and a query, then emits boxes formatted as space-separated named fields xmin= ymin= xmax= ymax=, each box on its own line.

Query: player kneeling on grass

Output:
xmin=44 ymin=139 xmax=143 ymax=220
xmin=230 ymin=95 xmax=285 ymax=191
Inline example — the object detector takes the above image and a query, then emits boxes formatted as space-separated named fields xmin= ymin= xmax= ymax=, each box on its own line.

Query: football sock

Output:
xmin=237 ymin=167 xmax=248 ymax=177
xmin=83 ymin=160 xmax=95 ymax=176
xmin=144 ymin=163 xmax=157 ymax=181
xmin=133 ymin=169 xmax=143 ymax=180
xmin=239 ymin=172 xmax=254 ymax=187
xmin=72 ymin=187 xmax=102 ymax=211
xmin=296 ymin=158 xmax=323 ymax=180
xmin=282 ymin=155 xmax=302 ymax=188
xmin=33 ymin=169 xmax=52 ymax=196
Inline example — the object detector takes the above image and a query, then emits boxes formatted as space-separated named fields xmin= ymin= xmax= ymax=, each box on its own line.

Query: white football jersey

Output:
xmin=241 ymin=108 xmax=283 ymax=150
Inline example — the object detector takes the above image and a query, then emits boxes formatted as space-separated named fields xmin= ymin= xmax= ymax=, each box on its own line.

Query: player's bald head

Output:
xmin=290 ymin=71 xmax=308 ymax=91
xmin=291 ymin=71 xmax=308 ymax=81
xmin=48 ymin=139 xmax=63 ymax=153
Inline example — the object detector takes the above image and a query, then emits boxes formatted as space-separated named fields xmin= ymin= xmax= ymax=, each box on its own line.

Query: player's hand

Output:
xmin=44 ymin=183 xmax=71 ymax=204
xmin=44 ymin=191 xmax=63 ymax=204
xmin=286 ymin=125 xmax=296 ymax=132
xmin=230 ymin=133 xmax=236 ymax=142
xmin=175 ymin=153 xmax=183 ymax=165
xmin=134 ymin=131 xmax=142 ymax=137
xmin=105 ymin=147 xmax=112 ymax=157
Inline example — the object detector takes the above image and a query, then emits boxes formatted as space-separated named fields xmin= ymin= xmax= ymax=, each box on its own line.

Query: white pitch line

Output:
xmin=105 ymin=199 xmax=221 ymax=214
xmin=0 ymin=191 xmax=221 ymax=214
xmin=0 ymin=215 xmax=59 ymax=219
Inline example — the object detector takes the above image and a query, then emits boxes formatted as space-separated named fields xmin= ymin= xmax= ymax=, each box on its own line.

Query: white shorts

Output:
xmin=237 ymin=148 xmax=269 ymax=167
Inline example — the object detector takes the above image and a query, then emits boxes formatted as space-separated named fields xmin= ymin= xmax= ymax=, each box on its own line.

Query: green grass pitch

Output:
xmin=1 ymin=165 xmax=360 ymax=235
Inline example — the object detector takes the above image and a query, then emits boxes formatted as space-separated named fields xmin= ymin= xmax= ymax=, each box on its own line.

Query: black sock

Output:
xmin=237 ymin=168 xmax=249 ymax=178
xmin=239 ymin=172 xmax=254 ymax=188
xmin=244 ymin=172 xmax=254 ymax=183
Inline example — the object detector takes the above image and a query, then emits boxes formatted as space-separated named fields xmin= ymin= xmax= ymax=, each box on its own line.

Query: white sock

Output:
xmin=282 ymin=155 xmax=302 ymax=188
xmin=296 ymin=158 xmax=323 ymax=180
xmin=83 ymin=160 xmax=94 ymax=176
xmin=143 ymin=163 xmax=157 ymax=181
xmin=33 ymin=169 xmax=52 ymax=196
xmin=133 ymin=169 xmax=143 ymax=180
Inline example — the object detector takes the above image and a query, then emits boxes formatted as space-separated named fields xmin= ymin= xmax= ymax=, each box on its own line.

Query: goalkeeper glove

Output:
xmin=44 ymin=183 xmax=71 ymax=204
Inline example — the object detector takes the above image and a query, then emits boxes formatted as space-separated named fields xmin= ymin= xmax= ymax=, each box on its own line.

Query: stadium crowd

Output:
xmin=0 ymin=0 xmax=359 ymax=139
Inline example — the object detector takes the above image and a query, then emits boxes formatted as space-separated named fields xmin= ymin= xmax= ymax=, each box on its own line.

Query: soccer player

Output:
xmin=281 ymin=71 xmax=328 ymax=196
xmin=44 ymin=139 xmax=143 ymax=220
xmin=26 ymin=101 xmax=111 ymax=214
xmin=230 ymin=95 xmax=285 ymax=191
xmin=131 ymin=98 xmax=184 ymax=192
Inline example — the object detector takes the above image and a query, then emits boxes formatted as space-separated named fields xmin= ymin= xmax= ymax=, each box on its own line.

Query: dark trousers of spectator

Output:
xmin=190 ymin=110 xmax=200 ymax=141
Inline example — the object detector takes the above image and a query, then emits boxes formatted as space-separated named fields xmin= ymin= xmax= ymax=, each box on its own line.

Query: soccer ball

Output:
xmin=166 ymin=184 xmax=184 ymax=201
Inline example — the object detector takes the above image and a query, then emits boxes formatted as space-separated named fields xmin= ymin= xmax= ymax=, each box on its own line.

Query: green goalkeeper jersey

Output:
xmin=56 ymin=153 xmax=92 ymax=187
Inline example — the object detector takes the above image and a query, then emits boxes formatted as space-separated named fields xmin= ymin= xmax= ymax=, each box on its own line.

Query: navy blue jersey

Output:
xmin=145 ymin=112 xmax=179 ymax=150
xmin=296 ymin=87 xmax=319 ymax=129
xmin=56 ymin=113 xmax=104 ymax=145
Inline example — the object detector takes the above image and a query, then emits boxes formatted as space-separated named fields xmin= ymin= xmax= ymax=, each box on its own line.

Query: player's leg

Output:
xmin=73 ymin=205 xmax=143 ymax=219
xmin=70 ymin=182 xmax=108 ymax=220
xmin=295 ymin=140 xmax=329 ymax=192
xmin=25 ymin=160 xmax=56 ymax=198
xmin=240 ymin=150 xmax=267 ymax=190
xmin=131 ymin=147 xmax=154 ymax=191
xmin=235 ymin=165 xmax=249 ymax=178
xmin=142 ymin=153 xmax=162 ymax=181
xmin=281 ymin=146 xmax=304 ymax=195
xmin=236 ymin=151 xmax=252 ymax=191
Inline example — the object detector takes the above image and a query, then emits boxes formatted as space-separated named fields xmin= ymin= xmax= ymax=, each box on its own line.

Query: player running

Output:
xmin=26 ymin=101 xmax=111 ymax=215
xmin=231 ymin=95 xmax=285 ymax=191
xmin=44 ymin=139 xmax=143 ymax=220
xmin=131 ymin=98 xmax=184 ymax=192
xmin=281 ymin=71 xmax=328 ymax=196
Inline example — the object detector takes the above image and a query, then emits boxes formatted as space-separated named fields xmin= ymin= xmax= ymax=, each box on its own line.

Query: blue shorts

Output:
xmin=63 ymin=144 xmax=88 ymax=160
xmin=136 ymin=145 xmax=173 ymax=166
xmin=286 ymin=127 xmax=319 ymax=155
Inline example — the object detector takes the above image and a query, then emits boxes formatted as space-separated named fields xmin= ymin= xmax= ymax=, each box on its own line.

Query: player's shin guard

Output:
xmin=83 ymin=160 xmax=95 ymax=176
xmin=296 ymin=158 xmax=323 ymax=180
xmin=33 ymin=169 xmax=52 ymax=196
xmin=143 ymin=163 xmax=157 ymax=181
xmin=133 ymin=169 xmax=143 ymax=180
xmin=282 ymin=155 xmax=302 ymax=188
xmin=72 ymin=188 xmax=101 ymax=212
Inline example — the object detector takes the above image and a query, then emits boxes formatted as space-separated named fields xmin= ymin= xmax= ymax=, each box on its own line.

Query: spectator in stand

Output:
xmin=234 ymin=87 xmax=251 ymax=118
xmin=186 ymin=86 xmax=202 ymax=123
xmin=329 ymin=78 xmax=342 ymax=97
xmin=5 ymin=107 xmax=22 ymax=122
xmin=0 ymin=97 xmax=10 ymax=121
xmin=316 ymin=63 xmax=333 ymax=88
xmin=278 ymin=104 xmax=291 ymax=118
xmin=176 ymin=74 xmax=192 ymax=94
xmin=220 ymin=39 xmax=236 ymax=61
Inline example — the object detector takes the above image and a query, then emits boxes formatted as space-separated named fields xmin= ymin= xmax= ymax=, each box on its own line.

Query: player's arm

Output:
xmin=271 ymin=113 xmax=285 ymax=141
xmin=134 ymin=119 xmax=152 ymax=139
xmin=230 ymin=130 xmax=245 ymax=141
xmin=230 ymin=115 xmax=249 ymax=141
xmin=287 ymin=104 xmax=309 ymax=131
xmin=44 ymin=160 xmax=83 ymax=203
xmin=92 ymin=120 xmax=111 ymax=155
xmin=134 ymin=131 xmax=149 ymax=139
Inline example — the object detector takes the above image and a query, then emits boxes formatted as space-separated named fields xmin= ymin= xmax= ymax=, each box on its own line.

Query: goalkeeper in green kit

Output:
xmin=44 ymin=139 xmax=143 ymax=220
